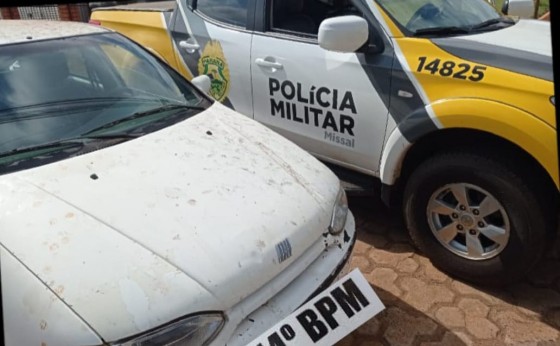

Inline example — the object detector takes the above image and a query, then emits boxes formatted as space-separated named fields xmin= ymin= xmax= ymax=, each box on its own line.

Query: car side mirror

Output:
xmin=318 ymin=15 xmax=369 ymax=53
xmin=191 ymin=75 xmax=211 ymax=94
xmin=501 ymin=0 xmax=535 ymax=18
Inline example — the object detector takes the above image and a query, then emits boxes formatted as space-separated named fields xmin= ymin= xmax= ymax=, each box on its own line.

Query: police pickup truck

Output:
xmin=91 ymin=0 xmax=556 ymax=285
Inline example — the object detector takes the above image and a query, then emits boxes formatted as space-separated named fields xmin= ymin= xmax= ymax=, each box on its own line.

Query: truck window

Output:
xmin=376 ymin=0 xmax=500 ymax=33
xmin=270 ymin=0 xmax=361 ymax=36
xmin=101 ymin=44 xmax=182 ymax=97
xmin=196 ymin=0 xmax=249 ymax=28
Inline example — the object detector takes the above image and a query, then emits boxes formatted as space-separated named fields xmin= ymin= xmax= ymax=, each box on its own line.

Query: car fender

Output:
xmin=380 ymin=98 xmax=558 ymax=188
xmin=1 ymin=248 xmax=102 ymax=345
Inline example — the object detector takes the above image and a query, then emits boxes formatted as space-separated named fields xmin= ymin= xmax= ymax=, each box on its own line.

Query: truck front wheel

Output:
xmin=403 ymin=151 xmax=548 ymax=285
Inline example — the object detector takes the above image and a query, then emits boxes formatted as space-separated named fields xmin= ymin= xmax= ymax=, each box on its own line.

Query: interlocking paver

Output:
xmin=490 ymin=309 xmax=560 ymax=345
xmin=366 ymin=267 xmax=402 ymax=301
xmin=338 ymin=196 xmax=560 ymax=346
xmin=419 ymin=331 xmax=473 ymax=346
xmin=449 ymin=280 xmax=504 ymax=305
xmin=434 ymin=306 xmax=465 ymax=328
xmin=349 ymin=251 xmax=372 ymax=272
xmin=353 ymin=238 xmax=374 ymax=255
xmin=465 ymin=316 xmax=499 ymax=339
xmin=458 ymin=298 xmax=490 ymax=318
xmin=396 ymin=257 xmax=419 ymax=274
xmin=354 ymin=317 xmax=381 ymax=336
xmin=399 ymin=277 xmax=455 ymax=312
xmin=369 ymin=243 xmax=414 ymax=267
xmin=382 ymin=307 xmax=438 ymax=346
xmin=418 ymin=258 xmax=449 ymax=283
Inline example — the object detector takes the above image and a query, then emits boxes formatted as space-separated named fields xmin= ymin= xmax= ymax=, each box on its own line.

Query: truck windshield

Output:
xmin=376 ymin=0 xmax=511 ymax=35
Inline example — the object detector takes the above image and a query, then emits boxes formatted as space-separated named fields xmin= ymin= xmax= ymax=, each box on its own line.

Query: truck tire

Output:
xmin=403 ymin=151 xmax=548 ymax=285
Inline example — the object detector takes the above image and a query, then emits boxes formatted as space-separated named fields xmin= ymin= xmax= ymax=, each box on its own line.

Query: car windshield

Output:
xmin=0 ymin=32 xmax=209 ymax=174
xmin=375 ymin=0 xmax=511 ymax=35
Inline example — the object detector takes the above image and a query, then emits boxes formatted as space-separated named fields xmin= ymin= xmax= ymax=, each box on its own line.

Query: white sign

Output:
xmin=247 ymin=269 xmax=385 ymax=346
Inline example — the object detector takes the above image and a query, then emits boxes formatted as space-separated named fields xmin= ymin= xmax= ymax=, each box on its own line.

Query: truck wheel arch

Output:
xmin=381 ymin=99 xmax=558 ymax=192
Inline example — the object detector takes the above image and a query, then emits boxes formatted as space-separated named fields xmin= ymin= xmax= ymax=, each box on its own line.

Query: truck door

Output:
xmin=172 ymin=0 xmax=254 ymax=116
xmin=250 ymin=0 xmax=394 ymax=173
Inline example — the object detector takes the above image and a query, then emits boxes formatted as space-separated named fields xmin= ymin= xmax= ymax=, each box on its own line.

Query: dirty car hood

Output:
xmin=0 ymin=102 xmax=340 ymax=342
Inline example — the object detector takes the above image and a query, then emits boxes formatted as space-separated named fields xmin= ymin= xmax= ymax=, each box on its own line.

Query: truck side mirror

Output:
xmin=191 ymin=75 xmax=211 ymax=94
xmin=501 ymin=0 xmax=535 ymax=18
xmin=318 ymin=15 xmax=369 ymax=53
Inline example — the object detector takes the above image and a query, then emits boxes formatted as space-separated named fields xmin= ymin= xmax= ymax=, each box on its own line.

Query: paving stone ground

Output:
xmin=339 ymin=196 xmax=560 ymax=346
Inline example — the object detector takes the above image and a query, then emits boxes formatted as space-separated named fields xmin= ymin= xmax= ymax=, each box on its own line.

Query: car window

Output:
xmin=101 ymin=43 xmax=183 ymax=98
xmin=0 ymin=36 xmax=195 ymax=112
xmin=0 ymin=49 xmax=106 ymax=109
xmin=196 ymin=0 xmax=249 ymax=28
xmin=65 ymin=49 xmax=90 ymax=80
xmin=0 ymin=33 xmax=207 ymax=175
xmin=270 ymin=0 xmax=362 ymax=37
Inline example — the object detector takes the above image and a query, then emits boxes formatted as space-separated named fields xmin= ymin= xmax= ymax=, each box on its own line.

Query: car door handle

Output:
xmin=255 ymin=58 xmax=283 ymax=70
xmin=179 ymin=40 xmax=200 ymax=52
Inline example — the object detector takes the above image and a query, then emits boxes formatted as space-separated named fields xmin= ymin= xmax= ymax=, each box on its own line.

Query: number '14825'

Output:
xmin=417 ymin=57 xmax=486 ymax=82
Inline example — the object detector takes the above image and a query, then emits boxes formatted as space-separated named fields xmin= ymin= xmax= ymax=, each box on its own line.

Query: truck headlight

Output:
xmin=115 ymin=313 xmax=224 ymax=346
xmin=551 ymin=96 xmax=555 ymax=106
xmin=329 ymin=187 xmax=349 ymax=235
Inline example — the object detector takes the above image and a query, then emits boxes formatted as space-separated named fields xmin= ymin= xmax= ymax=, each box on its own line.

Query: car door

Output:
xmin=250 ymin=0 xmax=394 ymax=173
xmin=170 ymin=0 xmax=254 ymax=116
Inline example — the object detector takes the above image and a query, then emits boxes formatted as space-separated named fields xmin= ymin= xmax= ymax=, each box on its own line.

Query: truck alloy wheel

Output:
xmin=427 ymin=183 xmax=510 ymax=261
xmin=403 ymin=151 xmax=548 ymax=285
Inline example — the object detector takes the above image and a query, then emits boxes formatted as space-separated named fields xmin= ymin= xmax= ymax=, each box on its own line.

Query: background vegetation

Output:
xmin=495 ymin=0 xmax=549 ymax=17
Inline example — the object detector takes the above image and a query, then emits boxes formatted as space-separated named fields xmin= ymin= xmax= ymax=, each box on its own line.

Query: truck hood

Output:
xmin=457 ymin=19 xmax=551 ymax=56
xmin=433 ymin=20 xmax=553 ymax=82
xmin=0 ymin=102 xmax=340 ymax=342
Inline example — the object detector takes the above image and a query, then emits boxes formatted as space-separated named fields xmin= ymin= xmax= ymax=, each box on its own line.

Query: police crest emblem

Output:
xmin=198 ymin=40 xmax=230 ymax=102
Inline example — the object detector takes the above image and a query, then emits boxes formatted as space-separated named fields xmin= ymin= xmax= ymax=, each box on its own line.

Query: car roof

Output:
xmin=0 ymin=20 xmax=110 ymax=45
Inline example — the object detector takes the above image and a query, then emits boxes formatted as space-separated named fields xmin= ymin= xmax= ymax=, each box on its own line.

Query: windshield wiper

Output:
xmin=413 ymin=26 xmax=470 ymax=37
xmin=0 ymin=139 xmax=85 ymax=160
xmin=82 ymin=103 xmax=205 ymax=135
xmin=0 ymin=97 xmax=188 ymax=120
xmin=0 ymin=134 xmax=140 ymax=160
xmin=0 ymin=104 xmax=205 ymax=163
xmin=0 ymin=135 xmax=140 ymax=172
xmin=470 ymin=17 xmax=515 ymax=31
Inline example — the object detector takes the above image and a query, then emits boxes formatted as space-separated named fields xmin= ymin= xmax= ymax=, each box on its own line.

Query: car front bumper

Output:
xmin=216 ymin=212 xmax=357 ymax=346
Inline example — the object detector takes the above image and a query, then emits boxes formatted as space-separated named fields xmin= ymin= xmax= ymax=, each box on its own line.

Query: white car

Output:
xmin=0 ymin=20 xmax=356 ymax=346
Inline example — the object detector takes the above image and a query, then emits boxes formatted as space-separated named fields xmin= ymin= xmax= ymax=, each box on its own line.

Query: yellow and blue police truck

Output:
xmin=92 ymin=0 xmax=556 ymax=285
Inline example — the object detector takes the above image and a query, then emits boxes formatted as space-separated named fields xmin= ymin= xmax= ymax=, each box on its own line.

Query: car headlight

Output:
xmin=115 ymin=313 xmax=224 ymax=346
xmin=329 ymin=187 xmax=349 ymax=235
xmin=551 ymin=96 xmax=555 ymax=106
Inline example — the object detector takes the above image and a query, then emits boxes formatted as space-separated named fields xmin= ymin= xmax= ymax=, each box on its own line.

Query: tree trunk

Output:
xmin=534 ymin=0 xmax=540 ymax=18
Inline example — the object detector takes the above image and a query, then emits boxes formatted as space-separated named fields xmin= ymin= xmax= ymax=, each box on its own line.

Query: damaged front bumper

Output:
xmin=219 ymin=212 xmax=357 ymax=346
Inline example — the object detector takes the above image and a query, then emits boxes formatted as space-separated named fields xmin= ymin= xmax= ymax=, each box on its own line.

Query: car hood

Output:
xmin=0 ymin=102 xmax=340 ymax=342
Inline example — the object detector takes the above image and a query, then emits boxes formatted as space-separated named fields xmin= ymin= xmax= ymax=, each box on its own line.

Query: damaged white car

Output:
xmin=0 ymin=20 xmax=356 ymax=346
